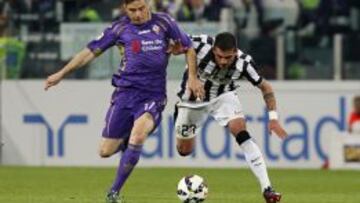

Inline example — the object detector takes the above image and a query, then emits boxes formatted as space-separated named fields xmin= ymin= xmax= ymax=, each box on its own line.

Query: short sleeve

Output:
xmin=87 ymin=22 xmax=121 ymax=56
xmin=236 ymin=53 xmax=263 ymax=86
xmin=158 ymin=13 xmax=192 ymax=49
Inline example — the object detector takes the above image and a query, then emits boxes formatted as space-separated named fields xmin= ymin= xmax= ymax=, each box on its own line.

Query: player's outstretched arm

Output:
xmin=257 ymin=80 xmax=288 ymax=139
xmin=44 ymin=48 xmax=95 ymax=91
xmin=185 ymin=48 xmax=205 ymax=100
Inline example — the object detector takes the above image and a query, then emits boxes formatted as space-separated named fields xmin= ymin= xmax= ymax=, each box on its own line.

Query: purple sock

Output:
xmin=110 ymin=144 xmax=142 ymax=192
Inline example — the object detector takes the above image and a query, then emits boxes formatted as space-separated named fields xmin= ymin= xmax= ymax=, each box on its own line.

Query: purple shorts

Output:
xmin=102 ymin=88 xmax=166 ymax=139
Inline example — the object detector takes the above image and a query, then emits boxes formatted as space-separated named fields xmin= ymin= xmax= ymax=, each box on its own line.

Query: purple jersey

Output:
xmin=87 ymin=12 xmax=192 ymax=95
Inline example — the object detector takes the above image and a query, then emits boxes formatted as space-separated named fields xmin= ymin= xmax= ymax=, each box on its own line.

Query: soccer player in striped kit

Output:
xmin=170 ymin=32 xmax=287 ymax=203
xmin=44 ymin=0 xmax=204 ymax=202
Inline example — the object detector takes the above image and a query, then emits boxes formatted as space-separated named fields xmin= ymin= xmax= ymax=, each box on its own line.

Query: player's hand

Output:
xmin=188 ymin=78 xmax=205 ymax=101
xmin=44 ymin=71 xmax=65 ymax=91
xmin=268 ymin=120 xmax=288 ymax=139
xmin=167 ymin=41 xmax=185 ymax=55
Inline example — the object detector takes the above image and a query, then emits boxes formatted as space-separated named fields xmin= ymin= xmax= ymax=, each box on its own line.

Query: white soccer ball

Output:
xmin=177 ymin=175 xmax=208 ymax=203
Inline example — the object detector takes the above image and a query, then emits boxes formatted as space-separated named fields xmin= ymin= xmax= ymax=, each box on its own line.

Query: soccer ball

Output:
xmin=177 ymin=175 xmax=208 ymax=203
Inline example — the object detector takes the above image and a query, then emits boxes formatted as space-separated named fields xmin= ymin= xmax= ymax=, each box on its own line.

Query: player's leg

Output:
xmin=174 ymin=104 xmax=207 ymax=156
xmin=228 ymin=119 xmax=275 ymax=192
xmin=211 ymin=92 xmax=281 ymax=202
xmin=99 ymin=138 xmax=125 ymax=158
xmin=107 ymin=99 xmax=164 ymax=202
xmin=109 ymin=112 xmax=154 ymax=191
xmin=228 ymin=122 xmax=281 ymax=203
xmin=100 ymin=95 xmax=135 ymax=203
xmin=100 ymin=98 xmax=134 ymax=158
xmin=176 ymin=138 xmax=195 ymax=156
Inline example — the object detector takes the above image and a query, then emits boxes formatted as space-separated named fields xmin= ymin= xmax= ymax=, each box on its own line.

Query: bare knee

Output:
xmin=177 ymin=138 xmax=195 ymax=156
xmin=228 ymin=118 xmax=247 ymax=136
xmin=99 ymin=138 xmax=122 ymax=158
xmin=99 ymin=148 xmax=114 ymax=158
xmin=177 ymin=145 xmax=193 ymax=156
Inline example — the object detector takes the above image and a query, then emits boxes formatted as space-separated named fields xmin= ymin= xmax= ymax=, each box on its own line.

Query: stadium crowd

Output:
xmin=1 ymin=0 xmax=360 ymax=80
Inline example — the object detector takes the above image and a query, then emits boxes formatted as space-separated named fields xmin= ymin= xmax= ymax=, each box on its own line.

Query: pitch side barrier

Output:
xmin=141 ymin=97 xmax=346 ymax=163
xmin=1 ymin=81 xmax=358 ymax=168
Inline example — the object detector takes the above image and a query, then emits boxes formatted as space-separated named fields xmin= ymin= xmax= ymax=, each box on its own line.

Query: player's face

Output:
xmin=212 ymin=47 xmax=237 ymax=69
xmin=124 ymin=0 xmax=150 ymax=25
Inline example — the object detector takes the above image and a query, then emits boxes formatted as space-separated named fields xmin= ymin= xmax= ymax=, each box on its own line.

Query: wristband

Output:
xmin=268 ymin=111 xmax=278 ymax=120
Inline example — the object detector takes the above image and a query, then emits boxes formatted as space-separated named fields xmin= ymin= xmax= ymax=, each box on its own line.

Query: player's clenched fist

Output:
xmin=268 ymin=120 xmax=288 ymax=139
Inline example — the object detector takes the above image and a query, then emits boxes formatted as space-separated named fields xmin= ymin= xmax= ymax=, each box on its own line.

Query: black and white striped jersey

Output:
xmin=177 ymin=34 xmax=263 ymax=102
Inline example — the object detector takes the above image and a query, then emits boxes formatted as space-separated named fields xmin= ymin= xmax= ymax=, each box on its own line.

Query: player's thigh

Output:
xmin=129 ymin=112 xmax=155 ymax=145
xmin=174 ymin=104 xmax=207 ymax=139
xmin=102 ymin=100 xmax=133 ymax=140
xmin=210 ymin=91 xmax=245 ymax=128
xmin=130 ymin=98 xmax=165 ymax=144
xmin=100 ymin=100 xmax=133 ymax=155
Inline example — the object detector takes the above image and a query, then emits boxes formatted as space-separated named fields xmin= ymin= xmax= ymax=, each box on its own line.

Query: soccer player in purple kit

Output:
xmin=44 ymin=0 xmax=204 ymax=202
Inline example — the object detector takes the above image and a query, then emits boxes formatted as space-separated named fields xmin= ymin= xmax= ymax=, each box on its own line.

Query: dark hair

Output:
xmin=123 ymin=0 xmax=146 ymax=5
xmin=214 ymin=32 xmax=237 ymax=51
xmin=355 ymin=95 xmax=360 ymax=103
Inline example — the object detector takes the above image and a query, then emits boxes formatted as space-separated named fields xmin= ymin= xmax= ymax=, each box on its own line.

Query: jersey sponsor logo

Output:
xmin=141 ymin=39 xmax=164 ymax=52
xmin=138 ymin=29 xmax=151 ymax=35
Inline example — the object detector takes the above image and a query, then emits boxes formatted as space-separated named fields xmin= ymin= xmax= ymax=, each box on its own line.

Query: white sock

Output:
xmin=240 ymin=139 xmax=271 ymax=192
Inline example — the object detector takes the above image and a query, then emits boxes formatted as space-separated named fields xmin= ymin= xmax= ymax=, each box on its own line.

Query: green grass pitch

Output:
xmin=0 ymin=166 xmax=359 ymax=203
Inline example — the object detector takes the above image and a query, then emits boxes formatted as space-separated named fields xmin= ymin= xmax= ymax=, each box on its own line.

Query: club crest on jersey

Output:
xmin=152 ymin=25 xmax=160 ymax=34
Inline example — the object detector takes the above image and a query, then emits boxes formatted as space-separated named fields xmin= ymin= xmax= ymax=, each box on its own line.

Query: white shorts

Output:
xmin=174 ymin=91 xmax=245 ymax=139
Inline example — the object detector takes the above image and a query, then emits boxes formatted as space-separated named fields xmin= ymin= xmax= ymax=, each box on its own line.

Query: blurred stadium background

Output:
xmin=0 ymin=0 xmax=360 ymax=202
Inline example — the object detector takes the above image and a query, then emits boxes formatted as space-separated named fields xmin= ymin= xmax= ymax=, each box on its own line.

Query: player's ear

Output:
xmin=121 ymin=3 xmax=126 ymax=12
